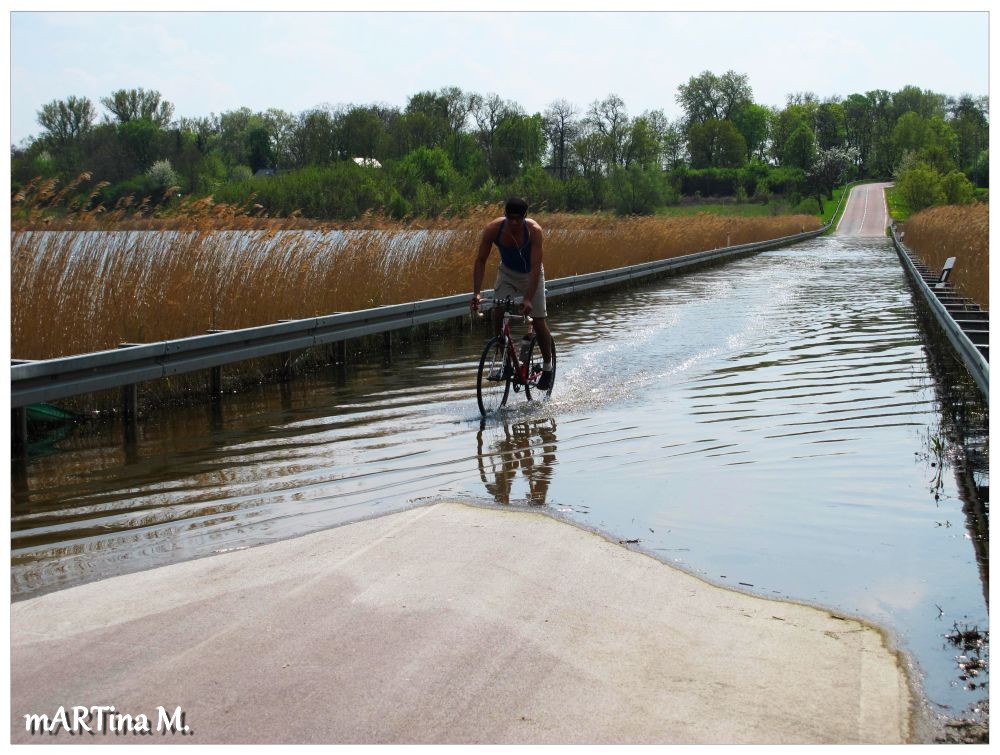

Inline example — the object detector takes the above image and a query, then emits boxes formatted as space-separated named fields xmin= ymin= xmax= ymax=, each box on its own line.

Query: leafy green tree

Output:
xmin=405 ymin=91 xmax=450 ymax=135
xmin=333 ymin=106 xmax=386 ymax=159
xmin=688 ymin=119 xmax=746 ymax=168
xmin=782 ymin=124 xmax=816 ymax=170
xmin=101 ymin=88 xmax=174 ymax=127
xmin=969 ymin=149 xmax=989 ymax=188
xmin=660 ymin=119 xmax=688 ymax=169
xmin=865 ymin=89 xmax=895 ymax=176
xmin=161 ymin=128 xmax=203 ymax=191
xmin=404 ymin=88 xmax=477 ymax=150
xmin=609 ymin=164 xmax=663 ymax=215
xmin=37 ymin=96 xmax=96 ymax=147
xmin=842 ymin=93 xmax=874 ymax=175
xmin=730 ymin=102 xmax=770 ymax=162
xmin=35 ymin=95 xmax=97 ymax=175
xmin=193 ymin=152 xmax=227 ymax=193
xmin=623 ymin=115 xmax=662 ymax=168
xmin=572 ymin=131 xmax=607 ymax=205
xmin=940 ymin=170 xmax=975 ymax=204
xmin=490 ymin=110 xmax=545 ymax=180
xmin=891 ymin=112 xmax=958 ymax=173
xmin=386 ymin=188 xmax=411 ymax=219
xmin=562 ymin=175 xmax=594 ymax=211
xmin=395 ymin=145 xmax=460 ymax=196
xmin=770 ymin=103 xmax=814 ymax=165
xmin=509 ymin=164 xmax=566 ymax=211
xmin=891 ymin=85 xmax=947 ymax=121
xmin=289 ymin=108 xmax=337 ymax=167
xmin=891 ymin=112 xmax=931 ymax=157
xmin=585 ymin=94 xmax=630 ymax=168
xmin=117 ymin=118 xmax=160 ymax=171
xmin=814 ymin=102 xmax=846 ymax=149
xmin=246 ymin=126 xmax=274 ymax=173
xmin=676 ymin=70 xmax=753 ymax=127
xmin=261 ymin=108 xmax=299 ymax=169
xmin=896 ymin=160 xmax=945 ymax=211
xmin=948 ymin=95 xmax=989 ymax=178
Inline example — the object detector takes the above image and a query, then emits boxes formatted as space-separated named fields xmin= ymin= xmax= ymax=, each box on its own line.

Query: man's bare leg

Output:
xmin=533 ymin=318 xmax=553 ymax=364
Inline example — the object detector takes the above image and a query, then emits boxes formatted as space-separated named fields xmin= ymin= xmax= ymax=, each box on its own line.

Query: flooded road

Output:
xmin=12 ymin=233 xmax=988 ymax=721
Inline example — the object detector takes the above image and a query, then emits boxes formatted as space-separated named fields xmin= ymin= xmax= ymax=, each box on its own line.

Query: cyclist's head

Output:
xmin=504 ymin=197 xmax=528 ymax=220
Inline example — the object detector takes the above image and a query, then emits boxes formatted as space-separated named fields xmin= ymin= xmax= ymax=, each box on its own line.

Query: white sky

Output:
xmin=7 ymin=4 xmax=990 ymax=147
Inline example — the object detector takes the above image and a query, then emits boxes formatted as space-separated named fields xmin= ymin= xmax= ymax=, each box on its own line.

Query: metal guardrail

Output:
xmin=889 ymin=225 xmax=989 ymax=401
xmin=11 ymin=226 xmax=825 ymax=409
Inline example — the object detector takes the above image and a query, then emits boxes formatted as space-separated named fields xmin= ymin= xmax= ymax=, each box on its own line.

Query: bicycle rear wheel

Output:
xmin=525 ymin=336 xmax=556 ymax=401
xmin=477 ymin=337 xmax=511 ymax=415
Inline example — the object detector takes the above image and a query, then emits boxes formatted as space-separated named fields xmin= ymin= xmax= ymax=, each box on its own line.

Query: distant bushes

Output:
xmin=894 ymin=152 xmax=978 ymax=213
xmin=213 ymin=163 xmax=385 ymax=218
xmin=186 ymin=146 xmax=821 ymax=220
xmin=670 ymin=164 xmax=806 ymax=200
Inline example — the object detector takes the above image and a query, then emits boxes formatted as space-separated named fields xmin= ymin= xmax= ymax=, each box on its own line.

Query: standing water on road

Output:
xmin=12 ymin=234 xmax=988 ymax=723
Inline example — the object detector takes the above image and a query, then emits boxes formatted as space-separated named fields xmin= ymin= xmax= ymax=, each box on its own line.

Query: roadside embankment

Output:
xmin=11 ymin=501 xmax=913 ymax=744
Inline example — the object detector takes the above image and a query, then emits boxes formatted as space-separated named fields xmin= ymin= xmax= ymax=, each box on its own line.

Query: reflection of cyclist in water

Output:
xmin=476 ymin=418 xmax=557 ymax=505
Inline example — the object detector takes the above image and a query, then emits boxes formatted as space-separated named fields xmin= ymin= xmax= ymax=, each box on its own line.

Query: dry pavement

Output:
xmin=11 ymin=501 xmax=914 ymax=744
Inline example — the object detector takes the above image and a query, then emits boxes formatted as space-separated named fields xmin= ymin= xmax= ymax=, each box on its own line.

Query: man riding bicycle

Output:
xmin=470 ymin=197 xmax=554 ymax=391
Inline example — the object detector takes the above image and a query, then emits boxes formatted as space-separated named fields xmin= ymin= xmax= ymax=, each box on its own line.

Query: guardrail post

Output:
xmin=206 ymin=330 xmax=229 ymax=397
xmin=276 ymin=321 xmax=294 ymax=381
xmin=335 ymin=340 xmax=348 ymax=365
xmin=12 ymin=407 xmax=28 ymax=456
xmin=210 ymin=367 xmax=222 ymax=397
xmin=382 ymin=331 xmax=393 ymax=364
xmin=11 ymin=359 xmax=32 ymax=457
xmin=118 ymin=343 xmax=141 ymax=442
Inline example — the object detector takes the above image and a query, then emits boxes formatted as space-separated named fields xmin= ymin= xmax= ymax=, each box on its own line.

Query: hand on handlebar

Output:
xmin=521 ymin=298 xmax=534 ymax=317
xmin=470 ymin=293 xmax=481 ymax=314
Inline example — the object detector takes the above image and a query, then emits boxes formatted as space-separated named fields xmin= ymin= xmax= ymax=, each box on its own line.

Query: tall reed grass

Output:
xmin=902 ymin=203 xmax=989 ymax=310
xmin=11 ymin=177 xmax=820 ymax=361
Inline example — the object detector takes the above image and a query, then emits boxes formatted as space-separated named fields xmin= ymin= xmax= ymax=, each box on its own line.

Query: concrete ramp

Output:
xmin=11 ymin=501 xmax=913 ymax=744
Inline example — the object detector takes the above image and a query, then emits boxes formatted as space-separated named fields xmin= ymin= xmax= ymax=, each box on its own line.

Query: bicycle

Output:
xmin=475 ymin=296 xmax=556 ymax=416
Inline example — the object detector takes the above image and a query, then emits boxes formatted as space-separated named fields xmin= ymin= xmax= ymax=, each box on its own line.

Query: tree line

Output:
xmin=12 ymin=71 xmax=989 ymax=219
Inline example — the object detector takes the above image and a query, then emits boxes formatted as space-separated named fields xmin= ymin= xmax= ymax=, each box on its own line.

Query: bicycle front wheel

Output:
xmin=525 ymin=336 xmax=556 ymax=401
xmin=477 ymin=337 xmax=511 ymax=415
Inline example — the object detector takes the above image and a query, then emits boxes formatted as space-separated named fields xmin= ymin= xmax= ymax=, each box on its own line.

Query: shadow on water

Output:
xmin=10 ymin=234 xmax=987 ymax=732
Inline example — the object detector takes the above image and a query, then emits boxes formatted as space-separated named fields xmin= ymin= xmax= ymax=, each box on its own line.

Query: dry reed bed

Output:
xmin=902 ymin=203 xmax=989 ymax=310
xmin=12 ymin=210 xmax=819 ymax=360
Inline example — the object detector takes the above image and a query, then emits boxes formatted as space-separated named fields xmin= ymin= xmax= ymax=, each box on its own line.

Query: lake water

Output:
xmin=12 ymin=234 xmax=988 ymax=726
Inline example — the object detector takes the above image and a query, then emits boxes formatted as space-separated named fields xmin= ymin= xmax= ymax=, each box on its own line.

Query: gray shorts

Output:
xmin=494 ymin=264 xmax=547 ymax=319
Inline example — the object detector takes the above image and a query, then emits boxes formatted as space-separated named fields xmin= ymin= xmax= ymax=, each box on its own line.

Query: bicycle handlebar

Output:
xmin=477 ymin=296 xmax=532 ymax=323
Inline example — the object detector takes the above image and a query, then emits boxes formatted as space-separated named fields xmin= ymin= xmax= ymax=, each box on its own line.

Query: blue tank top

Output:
xmin=494 ymin=220 xmax=531 ymax=274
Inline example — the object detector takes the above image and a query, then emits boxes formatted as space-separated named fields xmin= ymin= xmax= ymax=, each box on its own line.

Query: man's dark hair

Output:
xmin=504 ymin=197 xmax=528 ymax=217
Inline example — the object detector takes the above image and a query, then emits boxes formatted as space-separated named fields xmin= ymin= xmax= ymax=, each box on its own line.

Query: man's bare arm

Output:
xmin=523 ymin=222 xmax=544 ymax=314
xmin=471 ymin=222 xmax=498 ymax=311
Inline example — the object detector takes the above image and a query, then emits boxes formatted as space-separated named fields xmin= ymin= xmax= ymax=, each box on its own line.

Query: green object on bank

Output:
xmin=26 ymin=403 xmax=78 ymax=425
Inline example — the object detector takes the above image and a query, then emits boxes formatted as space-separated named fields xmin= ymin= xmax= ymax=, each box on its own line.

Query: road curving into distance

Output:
xmin=835 ymin=181 xmax=892 ymax=237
